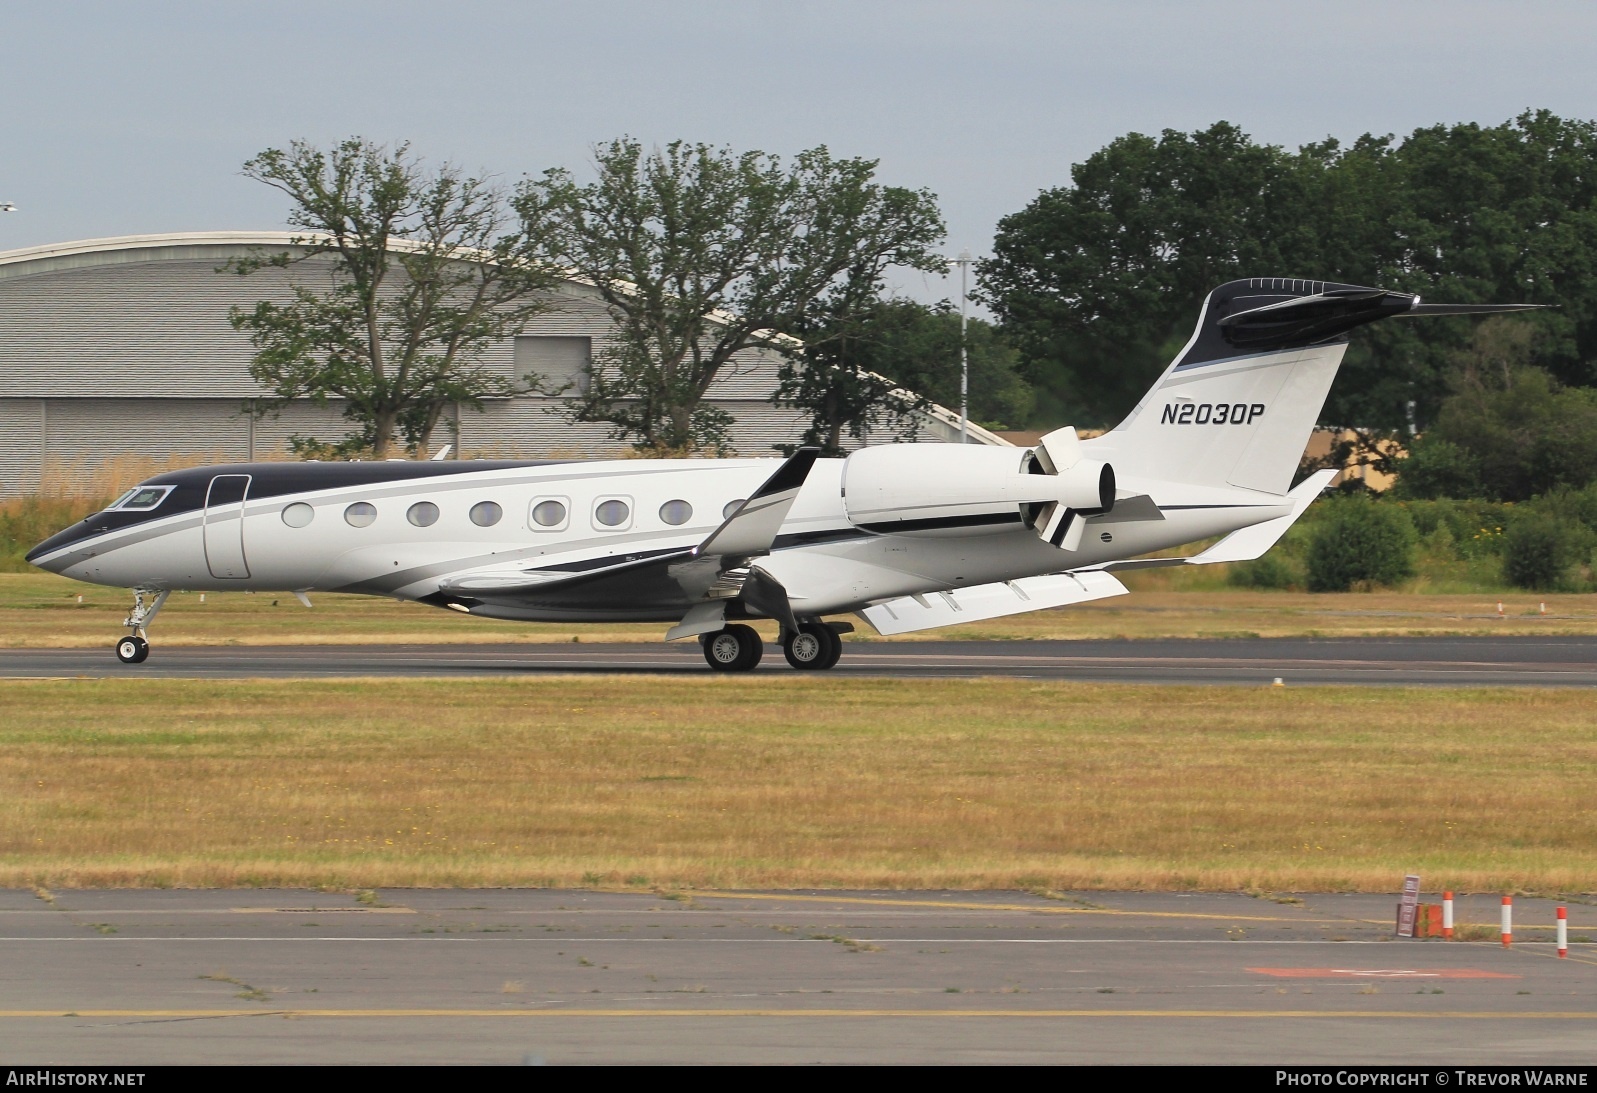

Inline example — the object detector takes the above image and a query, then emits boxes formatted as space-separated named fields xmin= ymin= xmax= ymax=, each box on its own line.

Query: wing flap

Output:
xmin=859 ymin=570 xmax=1128 ymax=636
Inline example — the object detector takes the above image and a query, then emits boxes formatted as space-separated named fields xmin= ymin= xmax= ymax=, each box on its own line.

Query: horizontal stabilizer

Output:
xmin=1085 ymin=469 xmax=1336 ymax=573
xmin=1399 ymin=303 xmax=1549 ymax=317
xmin=1186 ymin=468 xmax=1336 ymax=563
xmin=1218 ymin=289 xmax=1549 ymax=348
xmin=858 ymin=570 xmax=1128 ymax=636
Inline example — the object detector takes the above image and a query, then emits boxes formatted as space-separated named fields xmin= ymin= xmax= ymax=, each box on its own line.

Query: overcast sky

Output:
xmin=4 ymin=1 xmax=1596 ymax=303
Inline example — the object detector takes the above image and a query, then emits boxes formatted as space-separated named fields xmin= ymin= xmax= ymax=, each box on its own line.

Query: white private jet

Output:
xmin=28 ymin=279 xmax=1537 ymax=671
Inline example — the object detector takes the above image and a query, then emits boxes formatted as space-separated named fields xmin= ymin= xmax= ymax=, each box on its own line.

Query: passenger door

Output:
xmin=203 ymin=474 xmax=252 ymax=579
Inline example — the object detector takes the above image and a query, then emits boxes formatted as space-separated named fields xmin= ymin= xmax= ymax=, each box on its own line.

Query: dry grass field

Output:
xmin=2 ymin=675 xmax=1593 ymax=893
xmin=3 ymin=571 xmax=1594 ymax=648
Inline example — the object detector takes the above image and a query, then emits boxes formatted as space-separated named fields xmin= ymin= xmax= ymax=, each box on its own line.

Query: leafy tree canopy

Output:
xmin=1396 ymin=319 xmax=1597 ymax=502
xmin=773 ymin=297 xmax=1031 ymax=455
xmin=514 ymin=138 xmax=945 ymax=453
xmin=227 ymin=138 xmax=560 ymax=458
xmin=979 ymin=112 xmax=1597 ymax=432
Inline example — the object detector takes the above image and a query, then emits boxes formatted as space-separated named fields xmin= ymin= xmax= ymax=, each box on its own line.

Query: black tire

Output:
xmin=702 ymin=624 xmax=763 ymax=672
xmin=816 ymin=624 xmax=843 ymax=670
xmin=115 ymin=635 xmax=149 ymax=664
xmin=783 ymin=622 xmax=835 ymax=670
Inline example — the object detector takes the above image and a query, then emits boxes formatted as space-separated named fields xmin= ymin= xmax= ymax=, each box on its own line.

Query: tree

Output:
xmin=977 ymin=122 xmax=1322 ymax=424
xmin=1396 ymin=319 xmax=1597 ymax=502
xmin=773 ymin=298 xmax=1032 ymax=454
xmin=771 ymin=285 xmax=931 ymax=457
xmin=513 ymin=138 xmax=946 ymax=453
xmin=978 ymin=112 xmax=1597 ymax=435
xmin=226 ymin=138 xmax=560 ymax=458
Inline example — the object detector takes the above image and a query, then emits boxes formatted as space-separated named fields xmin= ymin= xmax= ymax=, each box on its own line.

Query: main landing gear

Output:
xmin=115 ymin=588 xmax=169 ymax=665
xmin=701 ymin=624 xmax=764 ymax=672
xmin=700 ymin=620 xmax=843 ymax=673
xmin=781 ymin=620 xmax=842 ymax=671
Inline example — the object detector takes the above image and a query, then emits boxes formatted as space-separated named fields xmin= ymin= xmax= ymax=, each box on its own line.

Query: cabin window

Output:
xmin=281 ymin=503 xmax=314 ymax=528
xmin=530 ymin=497 xmax=568 ymax=530
xmin=594 ymin=498 xmax=631 ymax=529
xmin=470 ymin=501 xmax=502 ymax=527
xmin=659 ymin=499 xmax=693 ymax=526
xmin=344 ymin=502 xmax=377 ymax=528
xmin=723 ymin=498 xmax=746 ymax=520
xmin=407 ymin=501 xmax=440 ymax=527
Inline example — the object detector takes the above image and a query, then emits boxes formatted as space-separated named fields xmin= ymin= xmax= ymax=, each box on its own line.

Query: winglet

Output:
xmin=1082 ymin=469 xmax=1338 ymax=573
xmin=695 ymin=447 xmax=820 ymax=559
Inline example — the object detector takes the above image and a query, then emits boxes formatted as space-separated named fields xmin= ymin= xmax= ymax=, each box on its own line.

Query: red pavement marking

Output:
xmin=1248 ymin=968 xmax=1519 ymax=979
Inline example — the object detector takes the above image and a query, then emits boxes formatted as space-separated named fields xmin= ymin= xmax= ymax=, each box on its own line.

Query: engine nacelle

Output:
xmin=841 ymin=432 xmax=1114 ymax=544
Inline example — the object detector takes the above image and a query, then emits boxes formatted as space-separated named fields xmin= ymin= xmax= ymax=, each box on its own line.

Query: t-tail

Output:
xmin=1085 ymin=278 xmax=1543 ymax=495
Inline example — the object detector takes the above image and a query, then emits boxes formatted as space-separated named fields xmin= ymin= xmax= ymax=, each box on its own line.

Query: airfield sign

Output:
xmin=1397 ymin=874 xmax=1421 ymax=937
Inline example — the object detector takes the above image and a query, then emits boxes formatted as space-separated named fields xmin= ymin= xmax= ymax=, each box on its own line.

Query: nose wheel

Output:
xmin=115 ymin=635 xmax=150 ymax=664
xmin=114 ymin=588 xmax=169 ymax=665
xmin=782 ymin=621 xmax=842 ymax=671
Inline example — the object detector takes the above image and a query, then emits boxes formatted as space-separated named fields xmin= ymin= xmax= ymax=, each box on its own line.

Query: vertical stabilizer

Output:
xmin=1086 ymin=279 xmax=1352 ymax=496
xmin=1084 ymin=278 xmax=1542 ymax=496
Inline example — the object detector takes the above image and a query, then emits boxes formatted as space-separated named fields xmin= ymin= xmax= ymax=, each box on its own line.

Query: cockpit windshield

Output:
xmin=109 ymin=486 xmax=173 ymax=511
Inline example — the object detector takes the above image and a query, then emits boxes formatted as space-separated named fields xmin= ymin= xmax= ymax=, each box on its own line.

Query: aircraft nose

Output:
xmin=25 ymin=523 xmax=91 ymax=572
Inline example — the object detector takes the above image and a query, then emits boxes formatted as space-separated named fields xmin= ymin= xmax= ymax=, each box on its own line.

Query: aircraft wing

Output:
xmin=1084 ymin=469 xmax=1337 ymax=572
xmin=695 ymin=447 xmax=819 ymax=558
xmin=434 ymin=448 xmax=820 ymax=615
xmin=437 ymin=548 xmax=696 ymax=599
xmin=858 ymin=570 xmax=1129 ymax=636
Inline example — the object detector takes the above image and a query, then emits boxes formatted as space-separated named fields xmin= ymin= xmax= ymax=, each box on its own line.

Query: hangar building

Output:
xmin=0 ymin=232 xmax=1001 ymax=497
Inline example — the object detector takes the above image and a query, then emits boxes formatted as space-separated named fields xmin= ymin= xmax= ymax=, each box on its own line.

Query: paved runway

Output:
xmin=4 ymin=635 xmax=1596 ymax=686
xmin=0 ymin=888 xmax=1591 ymax=1064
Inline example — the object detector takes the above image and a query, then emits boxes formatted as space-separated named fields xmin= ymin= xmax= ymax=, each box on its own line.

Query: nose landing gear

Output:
xmin=115 ymin=635 xmax=149 ymax=664
xmin=115 ymin=588 xmax=169 ymax=664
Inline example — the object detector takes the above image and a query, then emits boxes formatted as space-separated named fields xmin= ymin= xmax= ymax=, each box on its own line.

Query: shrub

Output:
xmin=0 ymin=495 xmax=108 ymax=572
xmin=1501 ymin=513 xmax=1591 ymax=590
xmin=1394 ymin=437 xmax=1483 ymax=500
xmin=1226 ymin=552 xmax=1299 ymax=590
xmin=1401 ymin=499 xmax=1512 ymax=559
xmin=1305 ymin=497 xmax=1418 ymax=592
xmin=1523 ymin=483 xmax=1597 ymax=536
